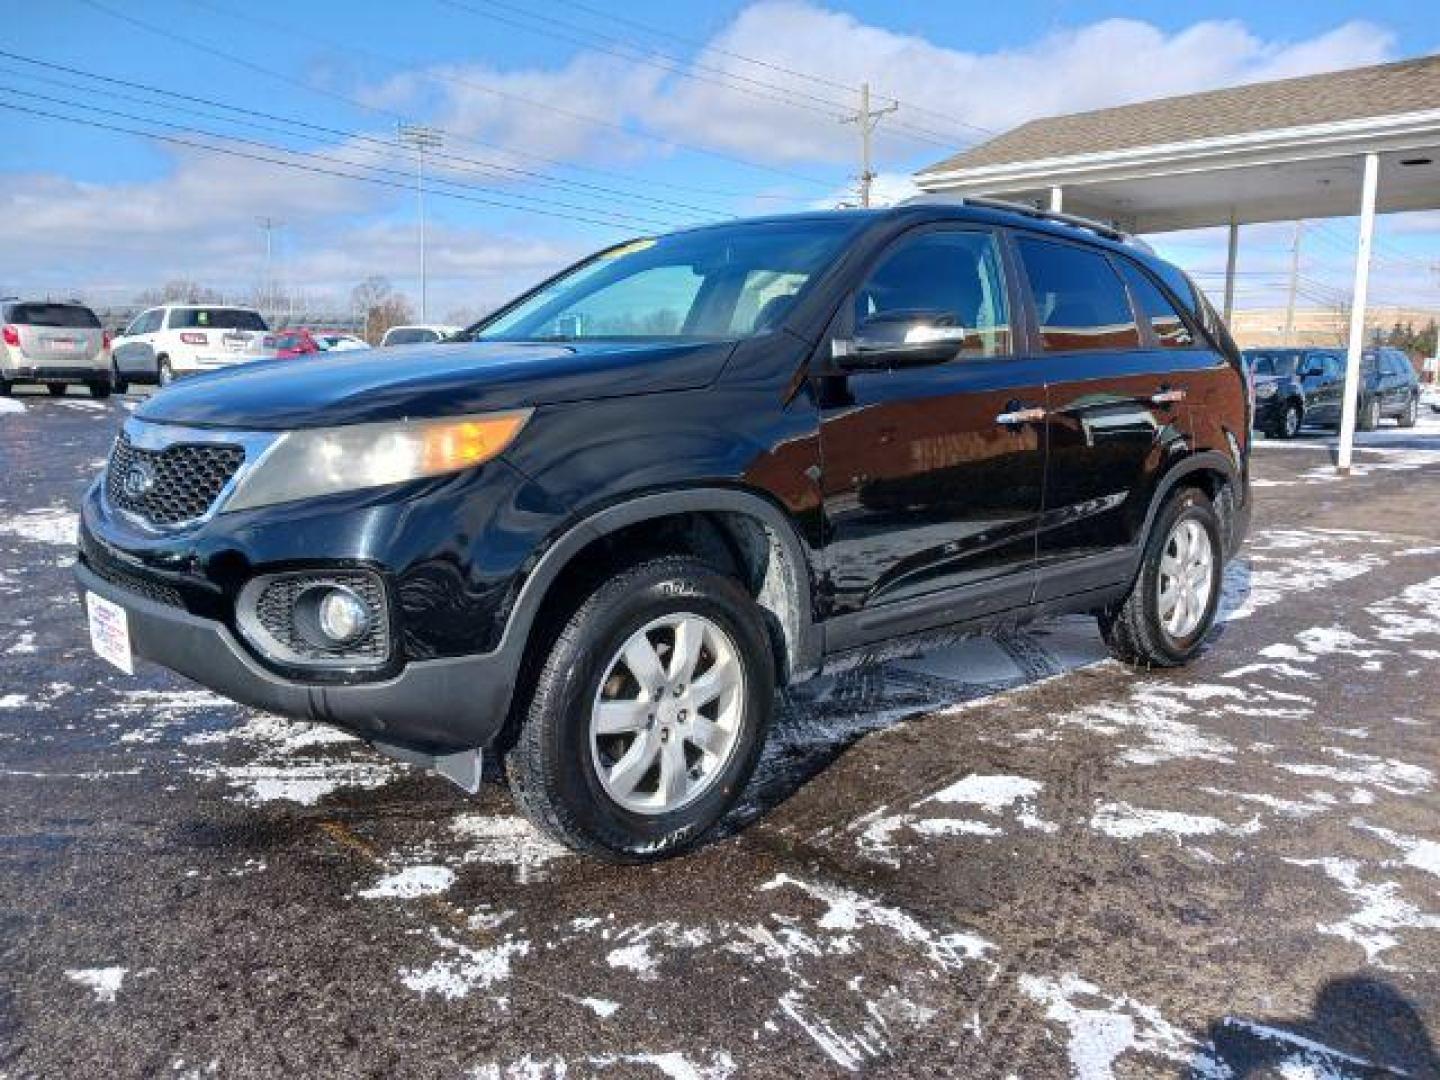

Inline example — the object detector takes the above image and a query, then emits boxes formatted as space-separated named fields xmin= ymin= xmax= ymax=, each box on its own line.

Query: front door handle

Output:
xmin=995 ymin=405 xmax=1047 ymax=426
xmin=1150 ymin=387 xmax=1187 ymax=406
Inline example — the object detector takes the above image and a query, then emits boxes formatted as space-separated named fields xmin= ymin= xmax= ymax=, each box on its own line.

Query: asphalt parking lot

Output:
xmin=2 ymin=390 xmax=1438 ymax=1079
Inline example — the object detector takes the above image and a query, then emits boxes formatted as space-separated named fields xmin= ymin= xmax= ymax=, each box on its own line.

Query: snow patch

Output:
xmin=401 ymin=931 xmax=529 ymax=1000
xmin=65 ymin=966 xmax=127 ymax=1003
xmin=1092 ymin=802 xmax=1259 ymax=842
xmin=359 ymin=865 xmax=456 ymax=899
xmin=0 ymin=505 xmax=77 ymax=547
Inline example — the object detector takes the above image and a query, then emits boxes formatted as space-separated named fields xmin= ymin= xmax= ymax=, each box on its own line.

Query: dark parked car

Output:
xmin=1245 ymin=347 xmax=1344 ymax=437
xmin=1246 ymin=345 xmax=1419 ymax=436
xmin=75 ymin=200 xmax=1252 ymax=861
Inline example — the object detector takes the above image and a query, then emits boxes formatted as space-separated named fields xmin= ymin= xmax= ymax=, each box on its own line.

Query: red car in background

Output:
xmin=264 ymin=328 xmax=322 ymax=359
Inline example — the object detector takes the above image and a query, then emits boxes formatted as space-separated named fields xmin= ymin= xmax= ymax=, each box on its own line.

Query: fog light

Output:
xmin=317 ymin=587 xmax=370 ymax=644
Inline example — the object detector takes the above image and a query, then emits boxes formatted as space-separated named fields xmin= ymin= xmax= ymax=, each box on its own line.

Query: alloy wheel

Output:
xmin=1157 ymin=519 xmax=1214 ymax=640
xmin=590 ymin=613 xmax=745 ymax=816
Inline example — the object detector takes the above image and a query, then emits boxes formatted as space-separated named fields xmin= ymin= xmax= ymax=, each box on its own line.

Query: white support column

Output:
xmin=1048 ymin=186 xmax=1064 ymax=213
xmin=1223 ymin=217 xmax=1239 ymax=324
xmin=1336 ymin=152 xmax=1380 ymax=476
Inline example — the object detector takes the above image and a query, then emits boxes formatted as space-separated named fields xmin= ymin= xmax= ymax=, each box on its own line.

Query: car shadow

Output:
xmin=1192 ymin=976 xmax=1439 ymax=1078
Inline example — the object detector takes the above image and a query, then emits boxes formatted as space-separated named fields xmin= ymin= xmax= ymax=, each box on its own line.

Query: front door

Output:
xmin=818 ymin=226 xmax=1046 ymax=638
xmin=1011 ymin=236 xmax=1199 ymax=597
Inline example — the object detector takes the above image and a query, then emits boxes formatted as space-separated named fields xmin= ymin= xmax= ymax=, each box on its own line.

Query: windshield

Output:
xmin=7 ymin=303 xmax=100 ymax=329
xmin=470 ymin=219 xmax=864 ymax=343
xmin=169 ymin=308 xmax=267 ymax=331
xmin=1247 ymin=352 xmax=1303 ymax=377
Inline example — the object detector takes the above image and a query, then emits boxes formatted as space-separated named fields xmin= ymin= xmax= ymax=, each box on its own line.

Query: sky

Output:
xmin=3 ymin=0 xmax=1438 ymax=323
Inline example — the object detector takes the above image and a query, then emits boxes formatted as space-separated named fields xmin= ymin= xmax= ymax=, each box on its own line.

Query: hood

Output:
xmin=135 ymin=339 xmax=736 ymax=430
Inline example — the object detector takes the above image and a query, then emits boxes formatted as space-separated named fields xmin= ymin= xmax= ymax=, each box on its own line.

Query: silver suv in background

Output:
xmin=379 ymin=324 xmax=459 ymax=346
xmin=1 ymin=299 xmax=113 ymax=398
xmin=113 ymin=305 xmax=269 ymax=390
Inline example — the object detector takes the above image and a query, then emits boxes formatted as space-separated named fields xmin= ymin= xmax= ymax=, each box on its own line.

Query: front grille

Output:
xmin=249 ymin=571 xmax=390 ymax=665
xmin=79 ymin=530 xmax=185 ymax=608
xmin=105 ymin=433 xmax=245 ymax=526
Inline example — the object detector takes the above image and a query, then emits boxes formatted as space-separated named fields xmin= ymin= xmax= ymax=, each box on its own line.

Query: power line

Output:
xmin=0 ymin=97 xmax=668 ymax=233
xmin=0 ymin=82 xmax=684 ymax=231
xmin=0 ymin=49 xmax=728 ymax=221
xmin=436 ymin=0 xmax=976 ymax=150
xmin=550 ymin=0 xmax=997 ymax=141
xmin=156 ymin=0 xmax=837 ymax=190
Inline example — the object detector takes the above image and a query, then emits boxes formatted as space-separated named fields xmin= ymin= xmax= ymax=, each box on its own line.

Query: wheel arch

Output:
xmin=1141 ymin=451 xmax=1245 ymax=561
xmin=497 ymin=486 xmax=822 ymax=693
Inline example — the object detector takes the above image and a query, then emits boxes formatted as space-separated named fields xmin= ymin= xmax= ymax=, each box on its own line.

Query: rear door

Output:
xmin=818 ymin=224 xmax=1046 ymax=633
xmin=1012 ymin=235 xmax=1199 ymax=598
xmin=1307 ymin=351 xmax=1344 ymax=425
xmin=10 ymin=302 xmax=103 ymax=365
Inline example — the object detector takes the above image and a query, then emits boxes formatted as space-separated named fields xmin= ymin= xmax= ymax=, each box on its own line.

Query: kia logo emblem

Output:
xmin=122 ymin=462 xmax=155 ymax=499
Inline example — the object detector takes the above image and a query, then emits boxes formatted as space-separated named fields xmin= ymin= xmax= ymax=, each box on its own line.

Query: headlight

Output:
xmin=1254 ymin=382 xmax=1277 ymax=398
xmin=225 ymin=410 xmax=531 ymax=512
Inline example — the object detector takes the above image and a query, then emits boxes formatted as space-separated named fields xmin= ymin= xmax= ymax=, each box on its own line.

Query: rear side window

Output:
xmin=168 ymin=308 xmax=267 ymax=331
xmin=7 ymin=303 xmax=100 ymax=329
xmin=1016 ymin=237 xmax=1140 ymax=352
xmin=385 ymin=328 xmax=441 ymax=345
xmin=854 ymin=229 xmax=1012 ymax=357
xmin=1115 ymin=261 xmax=1194 ymax=348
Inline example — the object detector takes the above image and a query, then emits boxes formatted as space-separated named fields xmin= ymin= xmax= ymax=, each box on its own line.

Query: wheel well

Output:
xmin=1168 ymin=466 xmax=1239 ymax=558
xmin=528 ymin=509 xmax=807 ymax=683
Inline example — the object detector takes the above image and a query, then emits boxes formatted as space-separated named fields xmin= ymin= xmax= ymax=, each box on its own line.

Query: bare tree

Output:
xmin=351 ymin=276 xmax=415 ymax=344
xmin=134 ymin=280 xmax=225 ymax=306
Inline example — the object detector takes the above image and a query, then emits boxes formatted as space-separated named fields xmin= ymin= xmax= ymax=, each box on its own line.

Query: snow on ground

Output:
xmin=0 ymin=397 xmax=24 ymax=415
xmin=64 ymin=967 xmax=127 ymax=1003
xmin=0 ymin=505 xmax=78 ymax=547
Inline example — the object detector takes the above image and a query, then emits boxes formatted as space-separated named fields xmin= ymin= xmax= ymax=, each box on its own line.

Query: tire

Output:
xmin=506 ymin=555 xmax=776 ymax=862
xmin=1099 ymin=488 xmax=1224 ymax=669
xmin=157 ymin=356 xmax=173 ymax=387
xmin=89 ymin=380 xmax=112 ymax=400
xmin=112 ymin=365 xmax=129 ymax=395
xmin=1271 ymin=401 xmax=1301 ymax=439
xmin=0 ymin=378 xmax=10 ymax=397
xmin=1357 ymin=396 xmax=1380 ymax=432
xmin=1397 ymin=395 xmax=1418 ymax=429
xmin=46 ymin=382 xmax=68 ymax=397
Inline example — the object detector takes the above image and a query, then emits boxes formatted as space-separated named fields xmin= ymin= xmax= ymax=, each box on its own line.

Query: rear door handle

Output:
xmin=1150 ymin=387 xmax=1187 ymax=405
xmin=995 ymin=405 xmax=1047 ymax=426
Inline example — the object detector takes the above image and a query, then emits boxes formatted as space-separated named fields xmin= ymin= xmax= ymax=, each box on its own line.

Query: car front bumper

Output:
xmin=75 ymin=558 xmax=515 ymax=754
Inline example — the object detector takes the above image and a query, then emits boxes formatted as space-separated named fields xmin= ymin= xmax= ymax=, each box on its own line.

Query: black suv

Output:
xmin=76 ymin=201 xmax=1252 ymax=861
xmin=1247 ymin=345 xmax=1420 ymax=436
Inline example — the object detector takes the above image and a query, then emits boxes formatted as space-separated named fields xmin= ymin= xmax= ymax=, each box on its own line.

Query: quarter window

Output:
xmin=1116 ymin=260 xmax=1193 ymax=348
xmin=1017 ymin=237 xmax=1141 ymax=352
xmin=854 ymin=230 xmax=1012 ymax=357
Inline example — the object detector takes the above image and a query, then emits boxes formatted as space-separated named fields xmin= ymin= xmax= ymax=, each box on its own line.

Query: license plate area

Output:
xmin=86 ymin=591 xmax=134 ymax=674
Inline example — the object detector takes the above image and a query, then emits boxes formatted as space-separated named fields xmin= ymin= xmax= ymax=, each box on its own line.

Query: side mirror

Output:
xmin=834 ymin=309 xmax=966 ymax=370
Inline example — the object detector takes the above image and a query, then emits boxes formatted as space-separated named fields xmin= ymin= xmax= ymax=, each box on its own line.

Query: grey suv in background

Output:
xmin=0 ymin=299 xmax=113 ymax=398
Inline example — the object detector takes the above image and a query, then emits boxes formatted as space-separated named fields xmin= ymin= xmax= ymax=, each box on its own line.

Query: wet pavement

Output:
xmin=2 ymin=389 xmax=1439 ymax=1079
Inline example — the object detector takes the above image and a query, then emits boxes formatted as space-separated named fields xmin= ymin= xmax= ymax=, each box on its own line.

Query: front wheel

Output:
xmin=1100 ymin=488 xmax=1223 ymax=668
xmin=1271 ymin=401 xmax=1301 ymax=439
xmin=506 ymin=555 xmax=775 ymax=862
xmin=46 ymin=383 xmax=67 ymax=397
xmin=1397 ymin=395 xmax=1418 ymax=429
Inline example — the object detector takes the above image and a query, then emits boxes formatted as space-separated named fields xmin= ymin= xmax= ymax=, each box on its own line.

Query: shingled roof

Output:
xmin=919 ymin=53 xmax=1440 ymax=175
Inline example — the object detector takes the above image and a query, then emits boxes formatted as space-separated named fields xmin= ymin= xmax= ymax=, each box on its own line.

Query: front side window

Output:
xmin=473 ymin=219 xmax=864 ymax=343
xmin=854 ymin=230 xmax=1012 ymax=357
xmin=1017 ymin=236 xmax=1140 ymax=352
xmin=1116 ymin=260 xmax=1193 ymax=348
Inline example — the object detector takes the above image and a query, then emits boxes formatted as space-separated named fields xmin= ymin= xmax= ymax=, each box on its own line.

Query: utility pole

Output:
xmin=1283 ymin=221 xmax=1304 ymax=346
xmin=840 ymin=83 xmax=897 ymax=208
xmin=256 ymin=216 xmax=283 ymax=320
xmin=397 ymin=123 xmax=443 ymax=321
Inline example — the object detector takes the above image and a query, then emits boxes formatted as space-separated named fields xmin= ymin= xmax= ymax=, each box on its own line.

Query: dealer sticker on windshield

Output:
xmin=86 ymin=591 xmax=133 ymax=675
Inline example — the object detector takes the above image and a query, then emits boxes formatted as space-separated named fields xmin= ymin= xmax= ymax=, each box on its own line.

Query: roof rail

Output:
xmin=899 ymin=193 xmax=1152 ymax=251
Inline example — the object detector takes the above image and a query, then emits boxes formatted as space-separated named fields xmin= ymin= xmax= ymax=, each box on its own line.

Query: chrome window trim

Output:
xmin=102 ymin=416 xmax=282 ymax=534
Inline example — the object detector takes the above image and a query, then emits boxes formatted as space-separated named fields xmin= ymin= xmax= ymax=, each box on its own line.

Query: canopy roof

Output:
xmin=916 ymin=55 xmax=1440 ymax=233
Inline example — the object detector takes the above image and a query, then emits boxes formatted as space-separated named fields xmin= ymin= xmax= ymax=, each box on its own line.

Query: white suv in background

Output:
xmin=379 ymin=324 xmax=460 ymax=347
xmin=113 ymin=304 xmax=269 ymax=389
